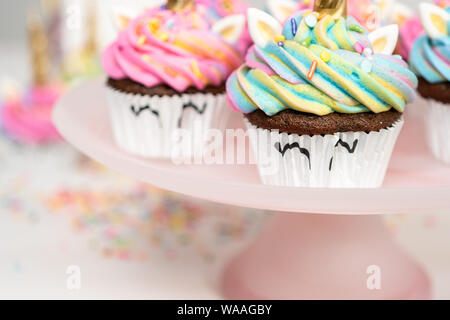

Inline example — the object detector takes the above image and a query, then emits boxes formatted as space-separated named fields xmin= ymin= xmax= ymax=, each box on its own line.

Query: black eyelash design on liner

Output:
xmin=274 ymin=142 xmax=311 ymax=170
xmin=178 ymin=101 xmax=208 ymax=128
xmin=329 ymin=139 xmax=359 ymax=171
xmin=130 ymin=104 xmax=162 ymax=127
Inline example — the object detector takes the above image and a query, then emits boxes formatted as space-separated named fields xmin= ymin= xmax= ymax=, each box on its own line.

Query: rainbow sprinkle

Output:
xmin=354 ymin=42 xmax=365 ymax=54
xmin=291 ymin=18 xmax=298 ymax=37
xmin=304 ymin=14 xmax=318 ymax=28
xmin=360 ymin=59 xmax=373 ymax=73
xmin=301 ymin=37 xmax=312 ymax=47
xmin=307 ymin=60 xmax=318 ymax=80
xmin=349 ymin=24 xmax=365 ymax=33
xmin=320 ymin=51 xmax=331 ymax=63
xmin=137 ymin=35 xmax=146 ymax=46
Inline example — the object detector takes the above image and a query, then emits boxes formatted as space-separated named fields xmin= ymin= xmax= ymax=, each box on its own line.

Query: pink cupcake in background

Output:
xmin=0 ymin=85 xmax=62 ymax=144
xmin=0 ymin=12 xmax=62 ymax=145
xmin=397 ymin=17 xmax=423 ymax=60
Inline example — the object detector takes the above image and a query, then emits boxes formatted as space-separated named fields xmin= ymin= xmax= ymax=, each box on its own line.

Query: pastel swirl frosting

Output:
xmin=409 ymin=8 xmax=450 ymax=83
xmin=102 ymin=7 xmax=244 ymax=92
xmin=227 ymin=12 xmax=417 ymax=116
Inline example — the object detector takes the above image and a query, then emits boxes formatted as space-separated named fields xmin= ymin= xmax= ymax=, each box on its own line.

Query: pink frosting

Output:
xmin=398 ymin=17 xmax=424 ymax=60
xmin=1 ymin=85 xmax=61 ymax=144
xmin=102 ymin=6 xmax=246 ymax=92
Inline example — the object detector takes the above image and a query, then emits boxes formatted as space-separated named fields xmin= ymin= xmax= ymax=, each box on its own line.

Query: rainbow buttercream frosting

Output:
xmin=102 ymin=5 xmax=247 ymax=92
xmin=227 ymin=10 xmax=417 ymax=117
xmin=410 ymin=2 xmax=450 ymax=84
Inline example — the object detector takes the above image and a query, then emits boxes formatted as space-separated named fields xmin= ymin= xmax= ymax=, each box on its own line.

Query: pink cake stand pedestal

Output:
xmin=222 ymin=213 xmax=430 ymax=300
xmin=53 ymin=79 xmax=450 ymax=300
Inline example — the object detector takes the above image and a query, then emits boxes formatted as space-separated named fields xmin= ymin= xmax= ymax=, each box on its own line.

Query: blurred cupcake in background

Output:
xmin=409 ymin=2 xmax=450 ymax=164
xmin=227 ymin=1 xmax=418 ymax=188
xmin=102 ymin=0 xmax=248 ymax=159
xmin=0 ymin=85 xmax=61 ymax=144
xmin=396 ymin=1 xmax=449 ymax=61
xmin=61 ymin=1 xmax=103 ymax=86
xmin=397 ymin=17 xmax=423 ymax=61
xmin=0 ymin=11 xmax=62 ymax=144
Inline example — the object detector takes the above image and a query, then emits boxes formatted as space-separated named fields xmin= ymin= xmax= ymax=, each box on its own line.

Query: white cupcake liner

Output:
xmin=425 ymin=99 xmax=450 ymax=165
xmin=106 ymin=86 xmax=231 ymax=159
xmin=245 ymin=119 xmax=404 ymax=188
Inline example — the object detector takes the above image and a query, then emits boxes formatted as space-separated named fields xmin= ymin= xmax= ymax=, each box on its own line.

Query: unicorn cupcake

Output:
xmin=227 ymin=0 xmax=418 ymax=188
xmin=102 ymin=0 xmax=247 ymax=158
xmin=410 ymin=2 xmax=450 ymax=164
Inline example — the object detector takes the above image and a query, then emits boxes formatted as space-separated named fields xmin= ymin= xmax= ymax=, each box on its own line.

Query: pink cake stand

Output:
xmin=53 ymin=79 xmax=450 ymax=300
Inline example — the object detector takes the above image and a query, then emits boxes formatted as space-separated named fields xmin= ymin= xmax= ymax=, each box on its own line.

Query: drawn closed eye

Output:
xmin=178 ymin=101 xmax=208 ymax=128
xmin=335 ymin=139 xmax=359 ymax=153
xmin=130 ymin=105 xmax=160 ymax=118
xmin=328 ymin=139 xmax=359 ymax=171
xmin=130 ymin=104 xmax=162 ymax=128
xmin=274 ymin=142 xmax=311 ymax=170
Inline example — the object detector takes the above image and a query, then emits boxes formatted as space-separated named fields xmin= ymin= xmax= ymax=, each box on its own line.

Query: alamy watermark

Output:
xmin=66 ymin=265 xmax=81 ymax=290
xmin=169 ymin=121 xmax=284 ymax=176
xmin=65 ymin=5 xmax=81 ymax=30
xmin=366 ymin=265 xmax=382 ymax=290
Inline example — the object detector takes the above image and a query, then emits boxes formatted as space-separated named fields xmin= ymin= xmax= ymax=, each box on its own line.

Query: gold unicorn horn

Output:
xmin=314 ymin=0 xmax=347 ymax=19
xmin=166 ymin=0 xmax=194 ymax=12
xmin=28 ymin=10 xmax=50 ymax=86
xmin=84 ymin=1 xmax=97 ymax=55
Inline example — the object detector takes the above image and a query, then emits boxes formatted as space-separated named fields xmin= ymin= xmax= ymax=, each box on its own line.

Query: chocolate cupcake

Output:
xmin=226 ymin=3 xmax=418 ymax=188
xmin=102 ymin=0 xmax=249 ymax=158
xmin=409 ymin=3 xmax=450 ymax=164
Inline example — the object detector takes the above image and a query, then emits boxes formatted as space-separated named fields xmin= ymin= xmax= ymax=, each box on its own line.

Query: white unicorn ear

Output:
xmin=266 ymin=0 xmax=297 ymax=23
xmin=212 ymin=14 xmax=246 ymax=44
xmin=420 ymin=3 xmax=450 ymax=39
xmin=248 ymin=8 xmax=282 ymax=48
xmin=110 ymin=6 xmax=139 ymax=31
xmin=368 ymin=24 xmax=398 ymax=55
